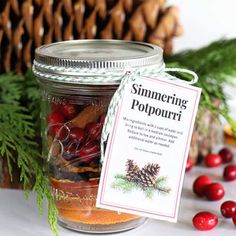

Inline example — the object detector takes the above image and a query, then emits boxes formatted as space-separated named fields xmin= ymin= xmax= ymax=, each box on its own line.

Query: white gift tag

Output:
xmin=96 ymin=75 xmax=201 ymax=222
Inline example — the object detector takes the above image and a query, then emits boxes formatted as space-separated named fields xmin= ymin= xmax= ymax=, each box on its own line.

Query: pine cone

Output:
xmin=0 ymin=0 xmax=182 ymax=73
xmin=137 ymin=163 xmax=160 ymax=187
xmin=143 ymin=163 xmax=160 ymax=180
xmin=125 ymin=159 xmax=140 ymax=181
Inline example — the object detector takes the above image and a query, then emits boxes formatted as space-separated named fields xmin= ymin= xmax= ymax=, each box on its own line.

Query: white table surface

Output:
xmin=0 ymin=165 xmax=236 ymax=236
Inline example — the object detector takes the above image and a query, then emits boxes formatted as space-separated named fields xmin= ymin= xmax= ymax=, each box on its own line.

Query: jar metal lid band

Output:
xmin=100 ymin=68 xmax=199 ymax=161
xmin=32 ymin=62 xmax=166 ymax=85
xmin=33 ymin=60 xmax=198 ymax=85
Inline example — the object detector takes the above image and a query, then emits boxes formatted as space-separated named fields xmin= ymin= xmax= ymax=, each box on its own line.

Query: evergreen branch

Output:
xmin=153 ymin=184 xmax=171 ymax=195
xmin=0 ymin=73 xmax=24 ymax=105
xmin=166 ymin=39 xmax=236 ymax=134
xmin=112 ymin=175 xmax=139 ymax=193
xmin=23 ymin=70 xmax=41 ymax=123
xmin=167 ymin=39 xmax=236 ymax=80
xmin=112 ymin=174 xmax=171 ymax=199
xmin=166 ymin=39 xmax=236 ymax=102
xmin=0 ymin=103 xmax=58 ymax=236
xmin=155 ymin=176 xmax=168 ymax=185
xmin=144 ymin=187 xmax=154 ymax=199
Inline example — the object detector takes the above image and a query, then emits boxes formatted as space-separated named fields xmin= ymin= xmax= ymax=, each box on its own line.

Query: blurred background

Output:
xmin=169 ymin=0 xmax=236 ymax=52
xmin=169 ymin=0 xmax=236 ymax=118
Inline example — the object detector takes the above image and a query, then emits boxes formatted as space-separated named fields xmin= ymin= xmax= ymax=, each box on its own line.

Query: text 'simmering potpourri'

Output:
xmin=130 ymin=83 xmax=188 ymax=121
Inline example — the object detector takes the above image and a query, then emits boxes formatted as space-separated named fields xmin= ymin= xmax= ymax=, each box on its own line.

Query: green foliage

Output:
xmin=111 ymin=174 xmax=171 ymax=199
xmin=166 ymin=39 xmax=236 ymax=133
xmin=0 ymin=73 xmax=58 ymax=236
xmin=23 ymin=70 xmax=41 ymax=122
xmin=0 ymin=73 xmax=24 ymax=105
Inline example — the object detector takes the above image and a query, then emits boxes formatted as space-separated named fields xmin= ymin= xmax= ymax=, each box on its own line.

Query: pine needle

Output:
xmin=0 ymin=73 xmax=58 ymax=236
xmin=166 ymin=39 xmax=236 ymax=133
xmin=0 ymin=73 xmax=24 ymax=105
xmin=112 ymin=174 xmax=171 ymax=199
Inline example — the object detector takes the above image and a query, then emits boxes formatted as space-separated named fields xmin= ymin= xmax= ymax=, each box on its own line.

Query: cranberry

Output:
xmin=62 ymin=104 xmax=77 ymax=119
xmin=78 ymin=141 xmax=100 ymax=163
xmin=233 ymin=214 xmax=236 ymax=226
xmin=186 ymin=158 xmax=194 ymax=172
xmin=69 ymin=128 xmax=85 ymax=143
xmin=221 ymin=201 xmax=236 ymax=218
xmin=50 ymin=124 xmax=68 ymax=140
xmin=51 ymin=102 xmax=63 ymax=111
xmin=223 ymin=164 xmax=236 ymax=181
xmin=47 ymin=112 xmax=65 ymax=124
xmin=192 ymin=212 xmax=218 ymax=231
xmin=85 ymin=122 xmax=103 ymax=141
xmin=193 ymin=175 xmax=212 ymax=197
xmin=219 ymin=147 xmax=234 ymax=163
xmin=205 ymin=154 xmax=222 ymax=168
xmin=205 ymin=182 xmax=225 ymax=201
xmin=100 ymin=114 xmax=106 ymax=124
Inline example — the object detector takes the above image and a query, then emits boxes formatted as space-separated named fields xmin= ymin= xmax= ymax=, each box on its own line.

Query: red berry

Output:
xmin=193 ymin=175 xmax=213 ymax=197
xmin=223 ymin=164 xmax=236 ymax=181
xmin=205 ymin=182 xmax=225 ymax=201
xmin=47 ymin=112 xmax=65 ymax=124
xmin=192 ymin=212 xmax=218 ymax=231
xmin=50 ymin=124 xmax=68 ymax=140
xmin=219 ymin=147 xmax=234 ymax=163
xmin=233 ymin=214 xmax=236 ymax=225
xmin=51 ymin=102 xmax=63 ymax=111
xmin=85 ymin=122 xmax=103 ymax=141
xmin=62 ymin=104 xmax=77 ymax=119
xmin=78 ymin=141 xmax=100 ymax=163
xmin=205 ymin=154 xmax=222 ymax=168
xmin=69 ymin=128 xmax=85 ymax=143
xmin=186 ymin=158 xmax=194 ymax=172
xmin=221 ymin=201 xmax=236 ymax=218
xmin=100 ymin=114 xmax=106 ymax=124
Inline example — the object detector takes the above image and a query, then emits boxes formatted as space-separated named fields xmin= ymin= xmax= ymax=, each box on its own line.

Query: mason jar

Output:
xmin=33 ymin=40 xmax=164 ymax=233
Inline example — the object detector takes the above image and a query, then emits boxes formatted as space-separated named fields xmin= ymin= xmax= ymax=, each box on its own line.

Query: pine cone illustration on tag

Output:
xmin=137 ymin=163 xmax=160 ymax=187
xmin=112 ymin=159 xmax=170 ymax=199
xmin=125 ymin=159 xmax=140 ymax=181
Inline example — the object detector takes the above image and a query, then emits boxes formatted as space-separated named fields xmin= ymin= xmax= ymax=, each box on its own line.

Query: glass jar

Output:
xmin=33 ymin=40 xmax=164 ymax=233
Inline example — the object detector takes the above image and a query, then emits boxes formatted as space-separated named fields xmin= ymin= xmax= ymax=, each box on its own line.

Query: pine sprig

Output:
xmin=167 ymin=39 xmax=236 ymax=80
xmin=0 ymin=73 xmax=24 ymax=105
xmin=155 ymin=176 xmax=168 ymax=185
xmin=112 ymin=174 xmax=171 ymax=199
xmin=23 ymin=70 xmax=41 ymax=122
xmin=0 ymin=73 xmax=58 ymax=236
xmin=166 ymin=39 xmax=236 ymax=132
xmin=111 ymin=175 xmax=139 ymax=193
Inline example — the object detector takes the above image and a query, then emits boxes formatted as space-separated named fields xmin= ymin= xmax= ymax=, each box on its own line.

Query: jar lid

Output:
xmin=33 ymin=40 xmax=164 ymax=85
